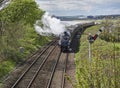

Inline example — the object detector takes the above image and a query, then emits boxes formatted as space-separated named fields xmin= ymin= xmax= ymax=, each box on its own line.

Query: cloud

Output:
xmin=36 ymin=0 xmax=93 ymax=11
xmin=35 ymin=0 xmax=120 ymax=16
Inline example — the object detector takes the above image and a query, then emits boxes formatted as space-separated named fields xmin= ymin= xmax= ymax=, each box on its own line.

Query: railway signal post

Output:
xmin=87 ymin=33 xmax=94 ymax=62
xmin=87 ymin=27 xmax=105 ymax=62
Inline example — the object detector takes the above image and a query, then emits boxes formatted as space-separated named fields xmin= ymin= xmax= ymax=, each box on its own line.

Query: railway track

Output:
xmin=4 ymin=24 xmax=93 ymax=88
xmin=47 ymin=53 xmax=69 ymax=88
xmin=10 ymin=41 xmax=57 ymax=88
xmin=8 ymin=39 xmax=70 ymax=88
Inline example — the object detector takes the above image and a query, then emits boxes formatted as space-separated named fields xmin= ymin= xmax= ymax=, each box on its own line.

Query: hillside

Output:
xmin=0 ymin=0 xmax=51 ymax=87
xmin=75 ymin=24 xmax=120 ymax=88
xmin=56 ymin=15 xmax=120 ymax=21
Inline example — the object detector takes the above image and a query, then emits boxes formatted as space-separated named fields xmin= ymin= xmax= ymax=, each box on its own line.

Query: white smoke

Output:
xmin=34 ymin=12 xmax=67 ymax=36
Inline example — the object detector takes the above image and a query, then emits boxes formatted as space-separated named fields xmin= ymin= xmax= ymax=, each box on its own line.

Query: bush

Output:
xmin=100 ymin=29 xmax=120 ymax=42
xmin=0 ymin=60 xmax=15 ymax=80
xmin=1 ymin=47 xmax=25 ymax=63
xmin=100 ymin=19 xmax=120 ymax=42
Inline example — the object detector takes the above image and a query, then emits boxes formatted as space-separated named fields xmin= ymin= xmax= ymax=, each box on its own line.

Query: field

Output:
xmin=75 ymin=24 xmax=120 ymax=88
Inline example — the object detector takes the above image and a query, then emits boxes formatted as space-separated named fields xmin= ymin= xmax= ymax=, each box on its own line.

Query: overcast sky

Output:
xmin=35 ymin=0 xmax=120 ymax=16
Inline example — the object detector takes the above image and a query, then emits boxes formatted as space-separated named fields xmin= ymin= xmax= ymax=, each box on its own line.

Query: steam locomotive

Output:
xmin=58 ymin=31 xmax=71 ymax=52
xmin=58 ymin=22 xmax=95 ymax=52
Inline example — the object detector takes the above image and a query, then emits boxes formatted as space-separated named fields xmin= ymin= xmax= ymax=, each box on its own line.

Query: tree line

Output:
xmin=0 ymin=0 xmax=47 ymax=63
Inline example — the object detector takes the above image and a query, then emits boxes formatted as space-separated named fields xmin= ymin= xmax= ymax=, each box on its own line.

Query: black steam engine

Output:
xmin=58 ymin=31 xmax=71 ymax=52
xmin=58 ymin=22 xmax=95 ymax=52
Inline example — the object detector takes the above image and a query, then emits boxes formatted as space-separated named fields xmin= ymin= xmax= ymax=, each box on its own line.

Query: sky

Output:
xmin=35 ymin=0 xmax=120 ymax=16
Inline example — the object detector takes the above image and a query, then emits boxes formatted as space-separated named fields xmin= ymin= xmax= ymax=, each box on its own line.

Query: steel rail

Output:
xmin=11 ymin=41 xmax=56 ymax=88
xmin=26 ymin=43 xmax=58 ymax=88
xmin=46 ymin=50 xmax=61 ymax=88
xmin=61 ymin=53 xmax=69 ymax=88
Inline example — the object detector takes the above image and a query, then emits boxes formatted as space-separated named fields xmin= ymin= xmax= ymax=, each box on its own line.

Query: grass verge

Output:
xmin=75 ymin=25 xmax=120 ymax=88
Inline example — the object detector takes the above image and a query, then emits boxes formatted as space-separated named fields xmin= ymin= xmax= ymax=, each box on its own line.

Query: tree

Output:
xmin=1 ymin=0 xmax=44 ymax=25
xmin=0 ymin=0 xmax=44 ymax=60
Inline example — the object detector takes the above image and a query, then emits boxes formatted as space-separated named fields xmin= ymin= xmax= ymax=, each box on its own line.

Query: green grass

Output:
xmin=0 ymin=59 xmax=15 ymax=87
xmin=75 ymin=25 xmax=120 ymax=88
xmin=0 ymin=60 xmax=15 ymax=78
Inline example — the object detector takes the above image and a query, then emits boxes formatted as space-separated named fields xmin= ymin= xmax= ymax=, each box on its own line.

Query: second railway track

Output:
xmin=9 ymin=40 xmax=71 ymax=88
xmin=11 ymin=41 xmax=58 ymax=88
xmin=2 ymin=21 xmax=94 ymax=88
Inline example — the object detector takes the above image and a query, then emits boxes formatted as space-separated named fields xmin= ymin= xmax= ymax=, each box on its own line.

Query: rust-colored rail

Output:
xmin=26 ymin=44 xmax=58 ymax=88
xmin=62 ymin=53 xmax=69 ymax=88
xmin=46 ymin=50 xmax=61 ymax=88
xmin=27 ymin=45 xmax=61 ymax=88
xmin=11 ymin=41 xmax=57 ymax=88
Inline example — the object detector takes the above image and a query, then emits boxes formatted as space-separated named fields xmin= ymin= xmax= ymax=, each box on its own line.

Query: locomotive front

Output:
xmin=58 ymin=31 xmax=71 ymax=52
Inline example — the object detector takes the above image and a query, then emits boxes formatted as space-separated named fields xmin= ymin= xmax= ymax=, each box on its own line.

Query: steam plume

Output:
xmin=34 ymin=12 xmax=67 ymax=36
